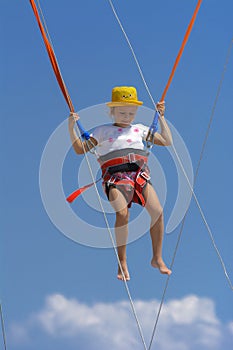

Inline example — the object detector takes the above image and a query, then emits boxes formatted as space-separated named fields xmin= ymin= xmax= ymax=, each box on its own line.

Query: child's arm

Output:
xmin=152 ymin=101 xmax=173 ymax=146
xmin=68 ymin=113 xmax=98 ymax=154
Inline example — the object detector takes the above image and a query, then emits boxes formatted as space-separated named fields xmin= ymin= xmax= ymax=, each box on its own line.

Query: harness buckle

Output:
xmin=128 ymin=153 xmax=136 ymax=163
xmin=108 ymin=176 xmax=116 ymax=185
xmin=140 ymin=171 xmax=151 ymax=181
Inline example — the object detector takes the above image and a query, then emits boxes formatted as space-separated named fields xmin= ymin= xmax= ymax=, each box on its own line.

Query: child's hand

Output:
xmin=68 ymin=112 xmax=80 ymax=128
xmin=156 ymin=101 xmax=165 ymax=117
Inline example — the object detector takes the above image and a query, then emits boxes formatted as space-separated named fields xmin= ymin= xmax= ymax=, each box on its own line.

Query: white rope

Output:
xmin=108 ymin=0 xmax=233 ymax=290
xmin=170 ymin=142 xmax=233 ymax=290
xmin=33 ymin=1 xmax=148 ymax=348
xmin=108 ymin=0 xmax=157 ymax=110
xmin=36 ymin=0 xmax=54 ymax=48
xmin=108 ymin=1 xmax=233 ymax=348
xmin=148 ymin=37 xmax=233 ymax=350
xmin=0 ymin=303 xmax=7 ymax=350
xmin=73 ymin=121 xmax=148 ymax=350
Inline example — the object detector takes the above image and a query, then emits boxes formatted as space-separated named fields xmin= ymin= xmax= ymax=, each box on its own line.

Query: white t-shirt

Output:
xmin=91 ymin=123 xmax=149 ymax=156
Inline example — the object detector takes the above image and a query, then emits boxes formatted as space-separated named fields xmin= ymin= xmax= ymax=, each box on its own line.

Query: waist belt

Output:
xmin=100 ymin=153 xmax=148 ymax=173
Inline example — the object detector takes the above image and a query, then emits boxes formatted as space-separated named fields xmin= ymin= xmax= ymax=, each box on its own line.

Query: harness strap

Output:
xmin=66 ymin=153 xmax=149 ymax=203
xmin=99 ymin=153 xmax=148 ymax=170
xmin=134 ymin=170 xmax=150 ymax=206
xmin=103 ymin=165 xmax=150 ymax=208
xmin=66 ymin=178 xmax=102 ymax=203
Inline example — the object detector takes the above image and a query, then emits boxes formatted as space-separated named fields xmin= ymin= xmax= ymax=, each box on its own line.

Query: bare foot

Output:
xmin=151 ymin=258 xmax=172 ymax=275
xmin=117 ymin=260 xmax=130 ymax=281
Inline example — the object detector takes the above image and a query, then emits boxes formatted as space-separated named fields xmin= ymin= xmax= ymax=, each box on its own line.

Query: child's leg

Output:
xmin=144 ymin=184 xmax=172 ymax=275
xmin=108 ymin=187 xmax=130 ymax=281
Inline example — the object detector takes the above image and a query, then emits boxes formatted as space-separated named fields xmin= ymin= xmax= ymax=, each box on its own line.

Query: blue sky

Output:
xmin=1 ymin=1 xmax=233 ymax=349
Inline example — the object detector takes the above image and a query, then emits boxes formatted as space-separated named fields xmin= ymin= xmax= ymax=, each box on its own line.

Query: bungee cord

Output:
xmin=30 ymin=0 xmax=74 ymax=111
xmin=160 ymin=0 xmax=203 ymax=101
xmin=30 ymin=1 xmax=148 ymax=348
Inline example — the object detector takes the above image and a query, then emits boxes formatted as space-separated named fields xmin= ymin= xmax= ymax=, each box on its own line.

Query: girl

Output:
xmin=68 ymin=86 xmax=172 ymax=280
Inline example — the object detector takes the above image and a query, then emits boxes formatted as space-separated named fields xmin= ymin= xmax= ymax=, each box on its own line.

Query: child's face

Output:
xmin=112 ymin=105 xmax=138 ymax=126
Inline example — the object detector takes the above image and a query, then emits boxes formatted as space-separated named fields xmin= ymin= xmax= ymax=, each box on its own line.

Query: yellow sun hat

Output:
xmin=107 ymin=86 xmax=143 ymax=107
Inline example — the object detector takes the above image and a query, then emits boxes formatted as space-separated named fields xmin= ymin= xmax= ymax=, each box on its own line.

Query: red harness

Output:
xmin=99 ymin=153 xmax=148 ymax=171
xmin=100 ymin=154 xmax=150 ymax=207
xmin=66 ymin=153 xmax=150 ymax=205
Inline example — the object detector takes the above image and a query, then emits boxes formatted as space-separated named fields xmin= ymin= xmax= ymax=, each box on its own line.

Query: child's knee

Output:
xmin=155 ymin=207 xmax=163 ymax=221
xmin=158 ymin=206 xmax=163 ymax=217
xmin=147 ymin=202 xmax=163 ymax=217
xmin=116 ymin=208 xmax=129 ymax=225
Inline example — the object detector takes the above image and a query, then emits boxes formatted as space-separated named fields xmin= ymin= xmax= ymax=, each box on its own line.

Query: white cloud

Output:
xmin=9 ymin=294 xmax=233 ymax=350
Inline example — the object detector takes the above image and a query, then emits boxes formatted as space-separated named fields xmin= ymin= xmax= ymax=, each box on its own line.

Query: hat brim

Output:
xmin=106 ymin=100 xmax=143 ymax=107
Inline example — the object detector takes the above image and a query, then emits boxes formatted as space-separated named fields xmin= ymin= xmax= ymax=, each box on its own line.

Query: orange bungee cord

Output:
xmin=29 ymin=0 xmax=90 ymax=140
xmin=147 ymin=0 xmax=203 ymax=141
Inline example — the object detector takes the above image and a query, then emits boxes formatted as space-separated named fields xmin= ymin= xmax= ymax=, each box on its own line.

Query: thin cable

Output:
xmin=195 ymin=38 xmax=233 ymax=176
xmin=108 ymin=0 xmax=157 ymax=110
xmin=0 ymin=303 xmax=7 ymax=350
xmin=148 ymin=38 xmax=233 ymax=350
xmin=36 ymin=0 xmax=54 ymax=47
xmin=30 ymin=1 xmax=148 ymax=347
xmin=72 ymin=119 xmax=148 ymax=350
xmin=108 ymin=1 xmax=233 ymax=347
xmin=108 ymin=0 xmax=233 ymax=290
xmin=168 ymin=137 xmax=233 ymax=290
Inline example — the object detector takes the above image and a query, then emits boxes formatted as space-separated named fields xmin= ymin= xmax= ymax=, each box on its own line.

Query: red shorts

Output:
xmin=103 ymin=167 xmax=151 ymax=208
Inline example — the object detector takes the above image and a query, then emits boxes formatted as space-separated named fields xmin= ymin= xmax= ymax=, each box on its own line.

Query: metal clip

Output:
xmin=108 ymin=176 xmax=116 ymax=185
xmin=140 ymin=171 xmax=151 ymax=181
